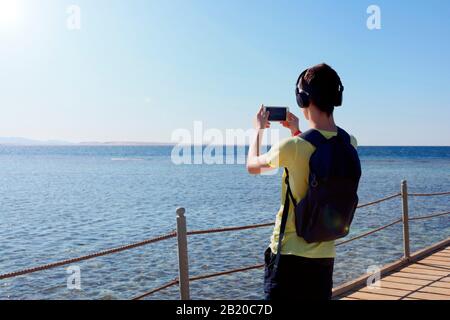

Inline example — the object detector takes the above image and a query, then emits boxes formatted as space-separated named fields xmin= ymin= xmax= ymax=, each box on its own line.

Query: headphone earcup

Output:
xmin=335 ymin=89 xmax=343 ymax=106
xmin=334 ymin=81 xmax=344 ymax=106
xmin=297 ymin=90 xmax=310 ymax=108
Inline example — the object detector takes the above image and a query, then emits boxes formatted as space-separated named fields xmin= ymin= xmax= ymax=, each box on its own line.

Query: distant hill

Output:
xmin=0 ymin=137 xmax=74 ymax=146
xmin=78 ymin=141 xmax=174 ymax=146
xmin=0 ymin=137 xmax=173 ymax=146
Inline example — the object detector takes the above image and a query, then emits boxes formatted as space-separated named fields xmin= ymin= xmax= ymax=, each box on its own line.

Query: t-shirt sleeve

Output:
xmin=266 ymin=137 xmax=297 ymax=168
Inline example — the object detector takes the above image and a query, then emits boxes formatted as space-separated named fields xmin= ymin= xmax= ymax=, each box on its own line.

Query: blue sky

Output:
xmin=0 ymin=0 xmax=449 ymax=145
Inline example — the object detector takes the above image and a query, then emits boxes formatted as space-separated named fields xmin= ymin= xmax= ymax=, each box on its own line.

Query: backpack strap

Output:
xmin=302 ymin=127 xmax=351 ymax=146
xmin=337 ymin=127 xmax=351 ymax=144
xmin=273 ymin=168 xmax=297 ymax=272
xmin=300 ymin=129 xmax=328 ymax=148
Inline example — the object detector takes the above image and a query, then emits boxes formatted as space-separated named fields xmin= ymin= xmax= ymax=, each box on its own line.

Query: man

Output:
xmin=247 ymin=63 xmax=358 ymax=300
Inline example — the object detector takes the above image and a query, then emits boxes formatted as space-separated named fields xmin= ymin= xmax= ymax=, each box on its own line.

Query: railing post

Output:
xmin=176 ymin=207 xmax=190 ymax=300
xmin=401 ymin=180 xmax=411 ymax=260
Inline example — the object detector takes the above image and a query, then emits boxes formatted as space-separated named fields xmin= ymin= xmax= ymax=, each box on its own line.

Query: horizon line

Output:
xmin=1 ymin=137 xmax=449 ymax=147
xmin=1 ymin=142 xmax=449 ymax=148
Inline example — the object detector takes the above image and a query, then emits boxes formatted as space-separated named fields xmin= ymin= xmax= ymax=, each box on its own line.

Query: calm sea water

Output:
xmin=0 ymin=146 xmax=449 ymax=300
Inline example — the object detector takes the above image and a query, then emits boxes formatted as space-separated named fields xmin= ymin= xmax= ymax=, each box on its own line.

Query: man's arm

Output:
xmin=246 ymin=106 xmax=273 ymax=175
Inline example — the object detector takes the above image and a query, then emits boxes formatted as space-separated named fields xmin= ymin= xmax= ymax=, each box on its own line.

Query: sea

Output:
xmin=0 ymin=145 xmax=449 ymax=300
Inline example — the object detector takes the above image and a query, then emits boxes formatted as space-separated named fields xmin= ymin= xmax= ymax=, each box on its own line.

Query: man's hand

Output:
xmin=281 ymin=112 xmax=300 ymax=136
xmin=254 ymin=105 xmax=271 ymax=130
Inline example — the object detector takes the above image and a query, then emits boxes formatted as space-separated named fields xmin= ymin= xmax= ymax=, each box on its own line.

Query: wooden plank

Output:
xmin=340 ymin=297 xmax=360 ymax=300
xmin=407 ymin=264 xmax=450 ymax=272
xmin=432 ymin=253 xmax=450 ymax=258
xmin=410 ymin=264 xmax=450 ymax=275
xmin=383 ymin=275 xmax=432 ymax=286
xmin=359 ymin=286 xmax=410 ymax=298
xmin=399 ymin=267 xmax=448 ymax=277
xmin=419 ymin=286 xmax=450 ymax=295
xmin=378 ymin=281 xmax=422 ymax=291
xmin=418 ymin=257 xmax=450 ymax=265
xmin=432 ymin=251 xmax=450 ymax=257
xmin=332 ymin=258 xmax=410 ymax=297
xmin=416 ymin=259 xmax=450 ymax=266
xmin=391 ymin=271 xmax=443 ymax=281
xmin=335 ymin=238 xmax=450 ymax=299
xmin=422 ymin=255 xmax=450 ymax=261
xmin=430 ymin=252 xmax=450 ymax=257
xmin=402 ymin=265 xmax=449 ymax=275
xmin=430 ymin=282 xmax=450 ymax=289
xmin=348 ymin=291 xmax=399 ymax=300
xmin=426 ymin=251 xmax=449 ymax=256
xmin=432 ymin=255 xmax=450 ymax=260
xmin=417 ymin=259 xmax=450 ymax=267
xmin=424 ymin=258 xmax=450 ymax=263
xmin=408 ymin=291 xmax=450 ymax=300
xmin=422 ymin=256 xmax=450 ymax=262
xmin=401 ymin=297 xmax=420 ymax=300
xmin=418 ymin=258 xmax=450 ymax=268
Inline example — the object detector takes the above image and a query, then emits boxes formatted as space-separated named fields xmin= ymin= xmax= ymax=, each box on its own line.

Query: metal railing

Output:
xmin=0 ymin=180 xmax=448 ymax=300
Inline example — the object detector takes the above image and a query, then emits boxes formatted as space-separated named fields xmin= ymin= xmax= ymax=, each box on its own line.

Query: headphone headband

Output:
xmin=295 ymin=67 xmax=344 ymax=109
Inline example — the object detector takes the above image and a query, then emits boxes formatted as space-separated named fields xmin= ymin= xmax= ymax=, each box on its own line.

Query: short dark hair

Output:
xmin=301 ymin=63 xmax=342 ymax=116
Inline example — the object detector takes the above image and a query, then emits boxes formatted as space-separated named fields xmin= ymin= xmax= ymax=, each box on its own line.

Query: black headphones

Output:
xmin=295 ymin=68 xmax=344 ymax=108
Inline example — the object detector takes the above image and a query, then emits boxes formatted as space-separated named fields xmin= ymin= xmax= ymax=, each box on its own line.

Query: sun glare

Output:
xmin=0 ymin=0 xmax=22 ymax=28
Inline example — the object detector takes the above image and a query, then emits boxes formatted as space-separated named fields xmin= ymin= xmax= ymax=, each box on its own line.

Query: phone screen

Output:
xmin=265 ymin=107 xmax=288 ymax=121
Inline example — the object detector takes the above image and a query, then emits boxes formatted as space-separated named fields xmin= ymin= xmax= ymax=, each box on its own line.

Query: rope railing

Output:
xmin=409 ymin=211 xmax=450 ymax=221
xmin=408 ymin=191 xmax=450 ymax=197
xmin=131 ymin=264 xmax=267 ymax=300
xmin=335 ymin=218 xmax=403 ymax=247
xmin=356 ymin=193 xmax=401 ymax=209
xmin=0 ymin=184 xmax=448 ymax=300
xmin=183 ymin=192 xmax=404 ymax=238
xmin=132 ymin=279 xmax=180 ymax=301
xmin=131 ymin=265 xmax=266 ymax=300
xmin=0 ymin=232 xmax=177 ymax=281
xmin=187 ymin=222 xmax=275 ymax=236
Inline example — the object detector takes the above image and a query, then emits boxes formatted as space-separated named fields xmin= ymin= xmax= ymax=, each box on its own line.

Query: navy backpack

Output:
xmin=274 ymin=127 xmax=361 ymax=269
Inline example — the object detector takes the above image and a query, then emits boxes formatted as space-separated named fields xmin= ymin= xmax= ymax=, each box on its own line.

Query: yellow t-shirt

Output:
xmin=267 ymin=129 xmax=358 ymax=258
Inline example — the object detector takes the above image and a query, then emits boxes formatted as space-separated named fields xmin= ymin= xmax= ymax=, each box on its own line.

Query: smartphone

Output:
xmin=264 ymin=106 xmax=289 ymax=121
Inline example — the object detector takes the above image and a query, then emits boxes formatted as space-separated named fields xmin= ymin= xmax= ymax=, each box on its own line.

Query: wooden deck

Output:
xmin=334 ymin=240 xmax=450 ymax=300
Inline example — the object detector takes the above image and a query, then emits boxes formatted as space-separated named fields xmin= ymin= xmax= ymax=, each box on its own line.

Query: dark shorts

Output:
xmin=264 ymin=247 xmax=334 ymax=300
